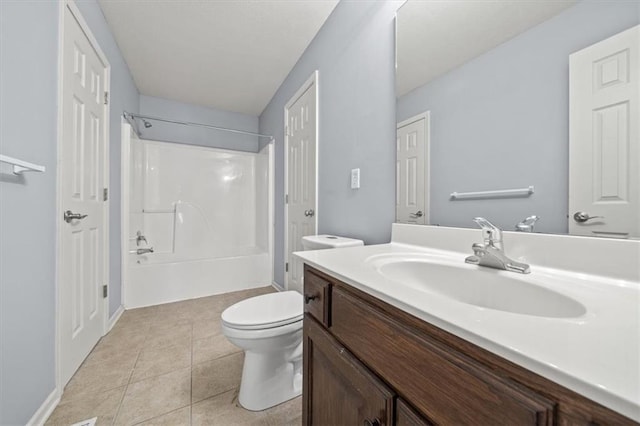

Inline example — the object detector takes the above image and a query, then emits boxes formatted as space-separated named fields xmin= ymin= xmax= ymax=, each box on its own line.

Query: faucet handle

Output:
xmin=472 ymin=217 xmax=502 ymax=247
xmin=516 ymin=215 xmax=539 ymax=232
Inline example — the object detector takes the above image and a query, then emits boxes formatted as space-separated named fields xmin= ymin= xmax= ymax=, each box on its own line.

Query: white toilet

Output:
xmin=221 ymin=234 xmax=363 ymax=411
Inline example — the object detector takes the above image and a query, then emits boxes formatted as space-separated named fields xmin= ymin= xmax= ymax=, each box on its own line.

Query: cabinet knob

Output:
xmin=304 ymin=294 xmax=318 ymax=304
xmin=364 ymin=418 xmax=381 ymax=426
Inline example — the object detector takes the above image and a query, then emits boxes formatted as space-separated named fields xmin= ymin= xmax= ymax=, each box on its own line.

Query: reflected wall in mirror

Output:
xmin=396 ymin=0 xmax=639 ymax=238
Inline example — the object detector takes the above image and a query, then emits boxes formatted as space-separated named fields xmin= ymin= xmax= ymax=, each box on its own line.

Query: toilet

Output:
xmin=221 ymin=234 xmax=363 ymax=411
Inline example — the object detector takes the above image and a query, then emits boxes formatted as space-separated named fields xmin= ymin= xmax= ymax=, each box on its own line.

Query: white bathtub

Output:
xmin=123 ymin=139 xmax=273 ymax=309
xmin=125 ymin=246 xmax=270 ymax=308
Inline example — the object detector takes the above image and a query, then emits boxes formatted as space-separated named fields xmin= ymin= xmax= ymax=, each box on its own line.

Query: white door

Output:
xmin=59 ymin=4 xmax=109 ymax=386
xmin=569 ymin=25 xmax=639 ymax=238
xmin=396 ymin=113 xmax=429 ymax=224
xmin=285 ymin=75 xmax=317 ymax=293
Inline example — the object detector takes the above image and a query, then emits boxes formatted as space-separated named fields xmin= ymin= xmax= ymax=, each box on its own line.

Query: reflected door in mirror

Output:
xmin=397 ymin=113 xmax=429 ymax=225
xmin=569 ymin=25 xmax=639 ymax=239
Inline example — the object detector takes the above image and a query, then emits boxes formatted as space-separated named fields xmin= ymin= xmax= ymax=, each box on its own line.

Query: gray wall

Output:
xmin=397 ymin=0 xmax=640 ymax=234
xmin=0 ymin=2 xmax=59 ymax=424
xmin=139 ymin=95 xmax=261 ymax=152
xmin=74 ymin=0 xmax=140 ymax=317
xmin=0 ymin=1 xmax=138 ymax=423
xmin=260 ymin=1 xmax=399 ymax=287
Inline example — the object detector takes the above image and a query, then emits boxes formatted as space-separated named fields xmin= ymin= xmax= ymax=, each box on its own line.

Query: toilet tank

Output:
xmin=301 ymin=235 xmax=364 ymax=251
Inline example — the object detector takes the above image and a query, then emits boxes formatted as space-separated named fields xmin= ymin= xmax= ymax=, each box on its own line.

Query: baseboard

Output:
xmin=271 ymin=281 xmax=284 ymax=291
xmin=26 ymin=388 xmax=60 ymax=426
xmin=107 ymin=305 xmax=125 ymax=332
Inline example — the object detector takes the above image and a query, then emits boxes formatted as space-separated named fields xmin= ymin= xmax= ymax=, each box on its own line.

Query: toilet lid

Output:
xmin=221 ymin=291 xmax=303 ymax=330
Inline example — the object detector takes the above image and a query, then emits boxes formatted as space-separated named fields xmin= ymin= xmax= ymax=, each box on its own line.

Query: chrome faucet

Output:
xmin=131 ymin=247 xmax=154 ymax=255
xmin=515 ymin=215 xmax=539 ymax=232
xmin=465 ymin=217 xmax=530 ymax=274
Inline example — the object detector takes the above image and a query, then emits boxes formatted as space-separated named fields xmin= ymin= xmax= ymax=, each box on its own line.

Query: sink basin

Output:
xmin=368 ymin=255 xmax=586 ymax=318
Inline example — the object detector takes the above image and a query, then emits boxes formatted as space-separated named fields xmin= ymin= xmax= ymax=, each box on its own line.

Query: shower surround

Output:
xmin=125 ymin=138 xmax=271 ymax=308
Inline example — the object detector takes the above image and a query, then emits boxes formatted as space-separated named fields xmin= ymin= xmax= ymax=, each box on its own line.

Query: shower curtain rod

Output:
xmin=123 ymin=112 xmax=274 ymax=140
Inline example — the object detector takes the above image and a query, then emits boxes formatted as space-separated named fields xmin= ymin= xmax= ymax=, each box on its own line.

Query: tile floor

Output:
xmin=46 ymin=286 xmax=302 ymax=426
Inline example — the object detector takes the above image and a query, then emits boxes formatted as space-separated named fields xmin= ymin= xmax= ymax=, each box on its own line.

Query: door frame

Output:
xmin=396 ymin=111 xmax=431 ymax=224
xmin=55 ymin=0 xmax=111 ymax=395
xmin=283 ymin=71 xmax=319 ymax=290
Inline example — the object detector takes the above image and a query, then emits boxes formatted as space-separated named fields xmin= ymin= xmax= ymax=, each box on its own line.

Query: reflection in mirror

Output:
xmin=396 ymin=1 xmax=639 ymax=238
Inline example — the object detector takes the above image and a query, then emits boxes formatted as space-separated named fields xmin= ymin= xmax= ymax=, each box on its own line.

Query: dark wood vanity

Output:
xmin=302 ymin=265 xmax=637 ymax=426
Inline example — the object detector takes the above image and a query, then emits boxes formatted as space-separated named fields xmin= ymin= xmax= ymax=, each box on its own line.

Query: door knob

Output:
xmin=573 ymin=212 xmax=604 ymax=223
xmin=304 ymin=209 xmax=315 ymax=217
xmin=64 ymin=210 xmax=88 ymax=223
xmin=409 ymin=210 xmax=423 ymax=218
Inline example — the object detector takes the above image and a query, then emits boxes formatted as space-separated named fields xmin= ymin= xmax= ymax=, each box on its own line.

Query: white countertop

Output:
xmin=294 ymin=230 xmax=640 ymax=422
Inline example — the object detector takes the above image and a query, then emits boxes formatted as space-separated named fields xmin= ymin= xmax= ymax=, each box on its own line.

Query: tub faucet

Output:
xmin=465 ymin=217 xmax=530 ymax=274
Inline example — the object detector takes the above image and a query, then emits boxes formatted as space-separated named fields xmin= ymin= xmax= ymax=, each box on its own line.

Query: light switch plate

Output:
xmin=351 ymin=168 xmax=360 ymax=189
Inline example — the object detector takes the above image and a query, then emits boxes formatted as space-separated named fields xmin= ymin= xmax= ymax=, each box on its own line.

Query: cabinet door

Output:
xmin=330 ymin=287 xmax=555 ymax=426
xmin=396 ymin=399 xmax=432 ymax=426
xmin=303 ymin=316 xmax=394 ymax=426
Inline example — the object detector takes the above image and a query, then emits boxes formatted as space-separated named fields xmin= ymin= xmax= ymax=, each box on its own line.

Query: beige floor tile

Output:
xmin=117 ymin=306 xmax=159 ymax=328
xmin=134 ymin=406 xmax=190 ymax=426
xmin=92 ymin=327 xmax=149 ymax=356
xmin=46 ymin=386 xmax=125 ymax=426
xmin=130 ymin=342 xmax=192 ymax=383
xmin=145 ymin=323 xmax=192 ymax=351
xmin=192 ymin=389 xmax=269 ymax=426
xmin=192 ymin=317 xmax=223 ymax=340
xmin=265 ymin=396 xmax=302 ymax=426
xmin=115 ymin=368 xmax=191 ymax=426
xmin=54 ymin=290 xmax=301 ymax=426
xmin=192 ymin=352 xmax=244 ymax=403
xmin=192 ymin=333 xmax=241 ymax=365
xmin=62 ymin=350 xmax=138 ymax=402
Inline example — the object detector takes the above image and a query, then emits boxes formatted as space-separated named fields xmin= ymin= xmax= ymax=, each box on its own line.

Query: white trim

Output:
xmin=266 ymin=142 xmax=275 ymax=287
xmin=55 ymin=0 xmax=111 ymax=396
xmin=26 ymin=389 xmax=60 ymax=426
xmin=270 ymin=282 xmax=284 ymax=292
xmin=107 ymin=305 xmax=125 ymax=332
xmin=283 ymin=71 xmax=319 ymax=290
xmin=120 ymin=122 xmax=132 ymax=308
xmin=397 ymin=111 xmax=431 ymax=225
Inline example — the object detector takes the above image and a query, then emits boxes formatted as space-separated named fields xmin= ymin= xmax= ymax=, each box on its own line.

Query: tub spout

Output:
xmin=130 ymin=247 xmax=154 ymax=255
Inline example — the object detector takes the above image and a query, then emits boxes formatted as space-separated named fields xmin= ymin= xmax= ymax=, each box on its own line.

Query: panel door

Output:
xmin=286 ymin=82 xmax=317 ymax=292
xmin=396 ymin=115 xmax=428 ymax=224
xmin=59 ymin=4 xmax=108 ymax=386
xmin=303 ymin=317 xmax=394 ymax=426
xmin=569 ymin=25 xmax=639 ymax=238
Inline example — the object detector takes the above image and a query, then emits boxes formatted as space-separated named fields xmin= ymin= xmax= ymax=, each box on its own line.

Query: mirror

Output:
xmin=396 ymin=0 xmax=639 ymax=238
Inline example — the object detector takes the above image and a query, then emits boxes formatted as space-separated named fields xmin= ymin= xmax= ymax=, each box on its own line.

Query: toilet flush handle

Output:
xmin=304 ymin=293 xmax=318 ymax=304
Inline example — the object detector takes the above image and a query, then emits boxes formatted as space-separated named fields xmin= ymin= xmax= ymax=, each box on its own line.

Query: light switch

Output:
xmin=351 ymin=168 xmax=360 ymax=189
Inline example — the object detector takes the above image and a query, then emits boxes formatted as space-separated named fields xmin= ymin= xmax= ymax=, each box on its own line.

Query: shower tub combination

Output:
xmin=122 ymin=127 xmax=273 ymax=308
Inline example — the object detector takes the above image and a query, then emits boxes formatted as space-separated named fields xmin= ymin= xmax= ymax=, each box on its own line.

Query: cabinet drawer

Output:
xmin=304 ymin=269 xmax=330 ymax=326
xmin=330 ymin=287 xmax=555 ymax=426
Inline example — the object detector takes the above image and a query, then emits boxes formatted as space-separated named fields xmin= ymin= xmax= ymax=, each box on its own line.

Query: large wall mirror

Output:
xmin=396 ymin=0 xmax=639 ymax=238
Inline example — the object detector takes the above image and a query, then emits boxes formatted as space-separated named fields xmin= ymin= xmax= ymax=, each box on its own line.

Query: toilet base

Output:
xmin=238 ymin=346 xmax=302 ymax=411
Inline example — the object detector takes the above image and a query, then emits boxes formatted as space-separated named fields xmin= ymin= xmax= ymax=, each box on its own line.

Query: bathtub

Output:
xmin=125 ymin=246 xmax=270 ymax=308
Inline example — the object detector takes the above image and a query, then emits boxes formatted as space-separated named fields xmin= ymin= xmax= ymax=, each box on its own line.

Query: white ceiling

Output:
xmin=98 ymin=0 xmax=339 ymax=116
xmin=396 ymin=0 xmax=577 ymax=97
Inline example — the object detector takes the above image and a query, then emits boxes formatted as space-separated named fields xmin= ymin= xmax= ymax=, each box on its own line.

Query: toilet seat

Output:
xmin=221 ymin=291 xmax=303 ymax=330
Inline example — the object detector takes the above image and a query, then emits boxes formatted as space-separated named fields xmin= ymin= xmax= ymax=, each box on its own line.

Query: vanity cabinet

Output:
xmin=302 ymin=265 xmax=637 ymax=426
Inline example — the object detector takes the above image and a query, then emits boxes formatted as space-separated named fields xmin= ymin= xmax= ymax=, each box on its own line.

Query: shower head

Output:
xmin=142 ymin=119 xmax=152 ymax=129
